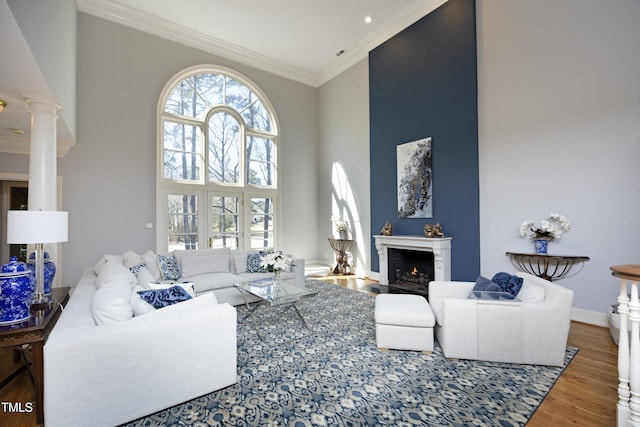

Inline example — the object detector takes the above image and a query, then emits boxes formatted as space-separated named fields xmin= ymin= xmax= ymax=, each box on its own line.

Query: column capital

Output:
xmin=23 ymin=94 xmax=62 ymax=114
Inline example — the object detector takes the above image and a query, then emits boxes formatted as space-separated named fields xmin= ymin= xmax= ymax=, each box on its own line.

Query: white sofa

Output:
xmin=428 ymin=272 xmax=574 ymax=366
xmin=170 ymin=248 xmax=306 ymax=306
xmin=44 ymin=268 xmax=237 ymax=427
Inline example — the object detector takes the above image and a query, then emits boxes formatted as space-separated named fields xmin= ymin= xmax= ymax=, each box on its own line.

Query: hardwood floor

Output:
xmin=0 ymin=276 xmax=618 ymax=426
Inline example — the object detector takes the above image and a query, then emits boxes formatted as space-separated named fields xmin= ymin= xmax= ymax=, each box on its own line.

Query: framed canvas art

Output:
xmin=397 ymin=137 xmax=432 ymax=218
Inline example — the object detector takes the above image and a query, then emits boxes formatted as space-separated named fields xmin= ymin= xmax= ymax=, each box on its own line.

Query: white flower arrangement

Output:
xmin=519 ymin=213 xmax=571 ymax=241
xmin=335 ymin=221 xmax=349 ymax=233
xmin=260 ymin=251 xmax=291 ymax=272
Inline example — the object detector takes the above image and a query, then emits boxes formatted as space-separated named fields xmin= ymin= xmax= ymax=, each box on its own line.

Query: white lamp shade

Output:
xmin=7 ymin=210 xmax=68 ymax=244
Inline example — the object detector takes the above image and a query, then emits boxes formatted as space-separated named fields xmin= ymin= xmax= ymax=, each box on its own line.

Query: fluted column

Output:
xmin=25 ymin=96 xmax=62 ymax=288
xmin=25 ymin=96 xmax=61 ymax=210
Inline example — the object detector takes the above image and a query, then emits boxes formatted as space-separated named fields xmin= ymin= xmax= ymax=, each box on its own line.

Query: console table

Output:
xmin=328 ymin=238 xmax=353 ymax=275
xmin=0 ymin=287 xmax=70 ymax=424
xmin=506 ymin=252 xmax=590 ymax=281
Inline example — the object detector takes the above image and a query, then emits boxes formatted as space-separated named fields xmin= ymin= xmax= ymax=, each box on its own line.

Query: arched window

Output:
xmin=157 ymin=65 xmax=279 ymax=252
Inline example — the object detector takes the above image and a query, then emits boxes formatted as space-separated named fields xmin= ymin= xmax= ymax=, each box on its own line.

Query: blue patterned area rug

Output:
xmin=124 ymin=280 xmax=577 ymax=427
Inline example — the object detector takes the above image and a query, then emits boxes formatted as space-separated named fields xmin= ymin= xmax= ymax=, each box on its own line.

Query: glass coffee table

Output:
xmin=234 ymin=279 xmax=318 ymax=340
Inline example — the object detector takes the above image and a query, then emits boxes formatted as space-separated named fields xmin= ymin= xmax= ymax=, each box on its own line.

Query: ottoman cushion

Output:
xmin=375 ymin=294 xmax=435 ymax=327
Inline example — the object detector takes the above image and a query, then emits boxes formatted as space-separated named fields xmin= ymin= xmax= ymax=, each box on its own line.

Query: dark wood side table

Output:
xmin=506 ymin=252 xmax=590 ymax=281
xmin=0 ymin=287 xmax=70 ymax=425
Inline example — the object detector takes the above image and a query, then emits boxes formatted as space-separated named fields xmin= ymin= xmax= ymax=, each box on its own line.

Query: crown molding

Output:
xmin=0 ymin=133 xmax=75 ymax=158
xmin=78 ymin=0 xmax=448 ymax=88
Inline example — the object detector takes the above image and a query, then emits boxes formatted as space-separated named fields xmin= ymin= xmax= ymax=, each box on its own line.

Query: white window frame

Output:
xmin=156 ymin=65 xmax=280 ymax=253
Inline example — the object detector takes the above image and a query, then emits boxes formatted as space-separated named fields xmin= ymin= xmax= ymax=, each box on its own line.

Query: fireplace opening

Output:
xmin=387 ymin=248 xmax=434 ymax=299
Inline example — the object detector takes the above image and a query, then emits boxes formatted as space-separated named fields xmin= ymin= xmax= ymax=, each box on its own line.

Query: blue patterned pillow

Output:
xmin=158 ymin=255 xmax=181 ymax=280
xmin=469 ymin=275 xmax=502 ymax=299
xmin=137 ymin=285 xmax=192 ymax=309
xmin=129 ymin=263 xmax=147 ymax=275
xmin=246 ymin=253 xmax=265 ymax=273
xmin=491 ymin=272 xmax=524 ymax=298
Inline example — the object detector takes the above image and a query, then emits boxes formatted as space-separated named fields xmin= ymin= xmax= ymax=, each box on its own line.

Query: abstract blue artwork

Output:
xmin=397 ymin=137 xmax=433 ymax=218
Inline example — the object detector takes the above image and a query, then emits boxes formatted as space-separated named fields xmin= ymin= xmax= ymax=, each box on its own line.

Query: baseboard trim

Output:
xmin=571 ymin=307 xmax=608 ymax=327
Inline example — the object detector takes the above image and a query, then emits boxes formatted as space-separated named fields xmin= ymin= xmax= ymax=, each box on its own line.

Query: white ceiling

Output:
xmin=0 ymin=0 xmax=446 ymax=151
xmin=78 ymin=0 xmax=447 ymax=86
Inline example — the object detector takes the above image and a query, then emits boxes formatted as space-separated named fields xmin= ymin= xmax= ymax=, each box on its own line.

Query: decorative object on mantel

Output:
xmin=423 ymin=223 xmax=445 ymax=238
xmin=380 ymin=221 xmax=393 ymax=236
xmin=519 ymin=213 xmax=571 ymax=254
xmin=397 ymin=137 xmax=433 ymax=218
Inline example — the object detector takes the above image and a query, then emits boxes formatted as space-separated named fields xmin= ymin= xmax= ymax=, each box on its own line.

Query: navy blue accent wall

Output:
xmin=369 ymin=0 xmax=479 ymax=280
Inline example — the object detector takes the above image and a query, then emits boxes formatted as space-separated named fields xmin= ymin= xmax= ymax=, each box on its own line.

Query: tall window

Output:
xmin=157 ymin=66 xmax=279 ymax=252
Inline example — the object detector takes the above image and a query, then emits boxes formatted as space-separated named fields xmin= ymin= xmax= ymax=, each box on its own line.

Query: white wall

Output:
xmin=477 ymin=0 xmax=640 ymax=321
xmin=58 ymin=14 xmax=319 ymax=284
xmin=318 ymin=59 xmax=371 ymax=275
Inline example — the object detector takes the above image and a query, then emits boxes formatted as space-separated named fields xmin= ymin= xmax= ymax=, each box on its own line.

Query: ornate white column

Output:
xmin=25 ymin=96 xmax=61 ymax=210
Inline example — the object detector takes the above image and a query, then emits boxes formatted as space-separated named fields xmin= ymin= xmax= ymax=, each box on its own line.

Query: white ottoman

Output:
xmin=375 ymin=293 xmax=435 ymax=352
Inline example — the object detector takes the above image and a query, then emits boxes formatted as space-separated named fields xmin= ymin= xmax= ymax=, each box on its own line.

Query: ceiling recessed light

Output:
xmin=364 ymin=16 xmax=372 ymax=24
xmin=0 ymin=99 xmax=7 ymax=112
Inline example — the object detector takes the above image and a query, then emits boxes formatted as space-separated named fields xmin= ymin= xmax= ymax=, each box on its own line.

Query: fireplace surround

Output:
xmin=373 ymin=235 xmax=452 ymax=285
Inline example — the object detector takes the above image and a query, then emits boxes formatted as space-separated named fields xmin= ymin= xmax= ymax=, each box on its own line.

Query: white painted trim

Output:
xmin=571 ymin=307 xmax=608 ymax=327
xmin=0 ymin=133 xmax=75 ymax=157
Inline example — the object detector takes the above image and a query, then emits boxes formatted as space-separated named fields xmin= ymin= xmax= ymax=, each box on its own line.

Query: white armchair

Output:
xmin=428 ymin=272 xmax=573 ymax=366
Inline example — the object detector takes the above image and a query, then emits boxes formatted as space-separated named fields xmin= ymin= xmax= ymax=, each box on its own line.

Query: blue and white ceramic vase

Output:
xmin=28 ymin=251 xmax=56 ymax=297
xmin=534 ymin=238 xmax=550 ymax=254
xmin=0 ymin=256 xmax=35 ymax=324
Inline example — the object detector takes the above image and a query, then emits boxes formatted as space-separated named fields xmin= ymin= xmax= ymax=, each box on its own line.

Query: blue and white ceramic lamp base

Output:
xmin=0 ymin=257 xmax=35 ymax=325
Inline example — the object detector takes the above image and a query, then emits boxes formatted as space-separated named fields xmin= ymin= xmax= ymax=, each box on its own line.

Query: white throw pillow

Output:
xmin=136 ymin=267 xmax=155 ymax=289
xmin=96 ymin=263 xmax=137 ymax=289
xmin=517 ymin=282 xmax=546 ymax=302
xmin=94 ymin=254 xmax=124 ymax=275
xmin=180 ymin=254 xmax=230 ymax=277
xmin=233 ymin=253 xmax=248 ymax=274
xmin=130 ymin=284 xmax=156 ymax=316
xmin=148 ymin=281 xmax=196 ymax=298
xmin=141 ymin=250 xmax=161 ymax=280
xmin=122 ymin=250 xmax=144 ymax=268
xmin=92 ymin=281 xmax=133 ymax=325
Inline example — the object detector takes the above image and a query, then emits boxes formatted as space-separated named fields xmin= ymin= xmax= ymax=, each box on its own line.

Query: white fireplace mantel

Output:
xmin=373 ymin=235 xmax=452 ymax=285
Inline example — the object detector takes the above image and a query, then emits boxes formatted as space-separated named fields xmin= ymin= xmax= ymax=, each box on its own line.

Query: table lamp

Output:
xmin=7 ymin=210 xmax=68 ymax=303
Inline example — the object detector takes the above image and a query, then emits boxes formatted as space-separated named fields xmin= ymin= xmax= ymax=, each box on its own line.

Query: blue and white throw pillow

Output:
xmin=157 ymin=255 xmax=181 ymax=280
xmin=491 ymin=272 xmax=524 ymax=298
xmin=137 ymin=285 xmax=192 ymax=309
xmin=469 ymin=275 xmax=502 ymax=299
xmin=246 ymin=253 xmax=265 ymax=273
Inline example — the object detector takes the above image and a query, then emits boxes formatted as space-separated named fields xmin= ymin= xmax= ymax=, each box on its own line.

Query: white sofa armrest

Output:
xmin=291 ymin=257 xmax=306 ymax=287
xmin=44 ymin=293 xmax=237 ymax=427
